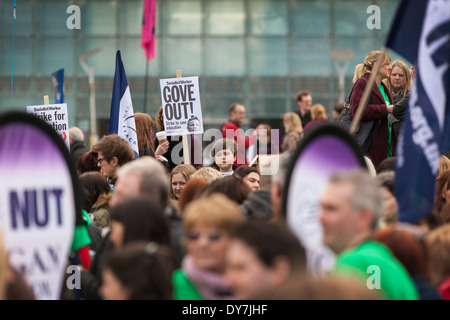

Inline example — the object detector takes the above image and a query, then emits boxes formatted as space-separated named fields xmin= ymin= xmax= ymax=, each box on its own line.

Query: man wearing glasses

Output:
xmin=92 ymin=134 xmax=135 ymax=190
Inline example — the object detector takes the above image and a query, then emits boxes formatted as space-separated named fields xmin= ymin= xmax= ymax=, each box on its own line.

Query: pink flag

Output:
xmin=141 ymin=0 xmax=156 ymax=60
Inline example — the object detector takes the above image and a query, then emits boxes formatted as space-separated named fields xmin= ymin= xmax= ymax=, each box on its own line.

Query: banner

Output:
xmin=27 ymin=103 xmax=70 ymax=150
xmin=283 ymin=124 xmax=367 ymax=277
xmin=0 ymin=111 xmax=81 ymax=300
xmin=386 ymin=0 xmax=450 ymax=222
xmin=51 ymin=68 xmax=64 ymax=104
xmin=109 ymin=50 xmax=139 ymax=159
xmin=141 ymin=0 xmax=156 ymax=60
xmin=159 ymin=76 xmax=204 ymax=136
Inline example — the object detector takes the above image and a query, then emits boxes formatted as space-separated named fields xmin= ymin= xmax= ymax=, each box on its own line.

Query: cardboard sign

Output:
xmin=27 ymin=104 xmax=70 ymax=150
xmin=159 ymin=76 xmax=204 ymax=136
xmin=283 ymin=124 xmax=367 ymax=277
xmin=0 ymin=111 xmax=80 ymax=300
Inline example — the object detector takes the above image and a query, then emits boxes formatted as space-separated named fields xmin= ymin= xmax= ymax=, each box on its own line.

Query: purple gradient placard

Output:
xmin=0 ymin=116 xmax=76 ymax=300
xmin=286 ymin=127 xmax=366 ymax=277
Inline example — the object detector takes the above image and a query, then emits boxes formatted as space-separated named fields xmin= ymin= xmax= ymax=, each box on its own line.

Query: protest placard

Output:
xmin=159 ymin=76 xmax=203 ymax=136
xmin=27 ymin=103 xmax=70 ymax=150
xmin=283 ymin=124 xmax=367 ymax=277
xmin=0 ymin=111 xmax=79 ymax=300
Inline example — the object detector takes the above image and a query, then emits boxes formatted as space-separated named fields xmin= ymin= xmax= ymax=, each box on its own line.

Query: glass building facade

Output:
xmin=0 ymin=0 xmax=405 ymax=141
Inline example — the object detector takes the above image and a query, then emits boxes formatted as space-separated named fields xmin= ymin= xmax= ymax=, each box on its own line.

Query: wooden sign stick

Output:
xmin=43 ymin=95 xmax=49 ymax=105
xmin=176 ymin=70 xmax=191 ymax=165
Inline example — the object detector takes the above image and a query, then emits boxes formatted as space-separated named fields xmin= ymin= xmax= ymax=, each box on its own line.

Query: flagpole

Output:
xmin=143 ymin=59 xmax=149 ymax=114
xmin=10 ymin=0 xmax=16 ymax=110
xmin=349 ymin=46 xmax=387 ymax=134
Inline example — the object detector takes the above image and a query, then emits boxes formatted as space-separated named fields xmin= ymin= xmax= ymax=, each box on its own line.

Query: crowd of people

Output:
xmin=1 ymin=49 xmax=450 ymax=301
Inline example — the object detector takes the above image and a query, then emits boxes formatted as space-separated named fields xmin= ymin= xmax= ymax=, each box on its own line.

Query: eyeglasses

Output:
xmin=187 ymin=231 xmax=223 ymax=242
xmin=97 ymin=157 xmax=105 ymax=164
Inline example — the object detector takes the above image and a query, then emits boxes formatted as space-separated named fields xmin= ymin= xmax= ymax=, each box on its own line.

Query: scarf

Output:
xmin=182 ymin=254 xmax=234 ymax=300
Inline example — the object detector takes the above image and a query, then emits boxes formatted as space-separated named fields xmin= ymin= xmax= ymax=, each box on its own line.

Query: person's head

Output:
xmin=256 ymin=124 xmax=272 ymax=144
xmin=169 ymin=164 xmax=197 ymax=200
xmin=155 ymin=106 xmax=164 ymax=131
xmin=353 ymin=50 xmax=391 ymax=83
xmin=376 ymin=171 xmax=398 ymax=227
xmin=234 ymin=166 xmax=261 ymax=191
xmin=374 ymin=224 xmax=429 ymax=279
xmin=190 ymin=166 xmax=223 ymax=182
xmin=76 ymin=151 xmax=100 ymax=176
xmin=296 ymin=90 xmax=312 ymax=113
xmin=110 ymin=156 xmax=169 ymax=208
xmin=79 ymin=171 xmax=111 ymax=211
xmin=187 ymin=116 xmax=201 ymax=132
xmin=183 ymin=194 xmax=246 ymax=273
xmin=425 ymin=223 xmax=450 ymax=286
xmin=332 ymin=102 xmax=345 ymax=119
xmin=69 ymin=126 xmax=84 ymax=145
xmin=225 ymin=220 xmax=306 ymax=300
xmin=438 ymin=155 xmax=450 ymax=178
xmin=134 ymin=112 xmax=155 ymax=156
xmin=91 ymin=134 xmax=135 ymax=179
xmin=100 ymin=241 xmax=177 ymax=300
xmin=319 ymin=169 xmax=383 ymax=254
xmin=283 ymin=112 xmax=303 ymax=135
xmin=201 ymin=175 xmax=251 ymax=205
xmin=228 ymin=102 xmax=246 ymax=125
xmin=177 ymin=177 xmax=209 ymax=214
xmin=310 ymin=104 xmax=327 ymax=120
xmin=435 ymin=170 xmax=450 ymax=214
xmin=211 ymin=138 xmax=237 ymax=173
xmin=388 ymin=60 xmax=412 ymax=94
xmin=376 ymin=157 xmax=396 ymax=175
xmin=109 ymin=196 xmax=171 ymax=250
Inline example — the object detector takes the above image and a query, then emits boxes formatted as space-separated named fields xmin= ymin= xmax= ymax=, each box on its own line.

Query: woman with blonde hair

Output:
xmin=385 ymin=59 xmax=412 ymax=133
xmin=169 ymin=164 xmax=197 ymax=210
xmin=172 ymin=194 xmax=246 ymax=300
xmin=303 ymin=104 xmax=331 ymax=134
xmin=350 ymin=50 xmax=395 ymax=168
xmin=281 ymin=112 xmax=303 ymax=152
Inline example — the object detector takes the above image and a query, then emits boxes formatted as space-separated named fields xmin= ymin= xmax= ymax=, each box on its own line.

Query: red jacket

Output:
xmin=221 ymin=120 xmax=256 ymax=166
xmin=350 ymin=73 xmax=397 ymax=168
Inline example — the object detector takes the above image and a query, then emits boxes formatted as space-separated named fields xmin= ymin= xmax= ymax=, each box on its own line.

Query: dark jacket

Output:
xmin=70 ymin=140 xmax=88 ymax=166
xmin=391 ymin=87 xmax=410 ymax=134
xmin=154 ymin=135 xmax=203 ymax=171
xmin=350 ymin=73 xmax=397 ymax=168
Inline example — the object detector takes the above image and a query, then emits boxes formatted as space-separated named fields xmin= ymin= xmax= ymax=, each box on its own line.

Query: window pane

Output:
xmin=292 ymin=0 xmax=330 ymax=35
xmin=248 ymin=38 xmax=288 ymax=76
xmin=205 ymin=38 xmax=244 ymax=76
xmin=120 ymin=1 xmax=143 ymax=35
xmin=378 ymin=0 xmax=401 ymax=35
xmin=249 ymin=0 xmax=287 ymax=35
xmin=161 ymin=38 xmax=202 ymax=76
xmin=332 ymin=37 xmax=377 ymax=76
xmin=0 ymin=0 xmax=32 ymax=36
xmin=119 ymin=38 xmax=159 ymax=77
xmin=334 ymin=0 xmax=372 ymax=36
xmin=291 ymin=39 xmax=331 ymax=76
xmin=0 ymin=39 xmax=32 ymax=76
xmin=77 ymin=39 xmax=118 ymax=77
xmin=35 ymin=1 xmax=73 ymax=36
xmin=79 ymin=2 xmax=117 ymax=36
xmin=162 ymin=1 xmax=202 ymax=35
xmin=206 ymin=1 xmax=245 ymax=35
xmin=35 ymin=39 xmax=74 ymax=76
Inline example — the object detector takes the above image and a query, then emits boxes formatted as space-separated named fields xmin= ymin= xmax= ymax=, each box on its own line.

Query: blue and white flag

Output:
xmin=386 ymin=0 xmax=450 ymax=222
xmin=51 ymin=68 xmax=64 ymax=104
xmin=109 ymin=50 xmax=139 ymax=159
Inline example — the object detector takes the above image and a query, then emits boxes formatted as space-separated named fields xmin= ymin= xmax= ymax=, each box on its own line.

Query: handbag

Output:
xmin=336 ymin=78 xmax=379 ymax=154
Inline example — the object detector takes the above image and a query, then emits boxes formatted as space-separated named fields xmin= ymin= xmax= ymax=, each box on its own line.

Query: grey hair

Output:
xmin=116 ymin=156 xmax=169 ymax=207
xmin=69 ymin=126 xmax=84 ymax=141
xmin=330 ymin=169 xmax=383 ymax=230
